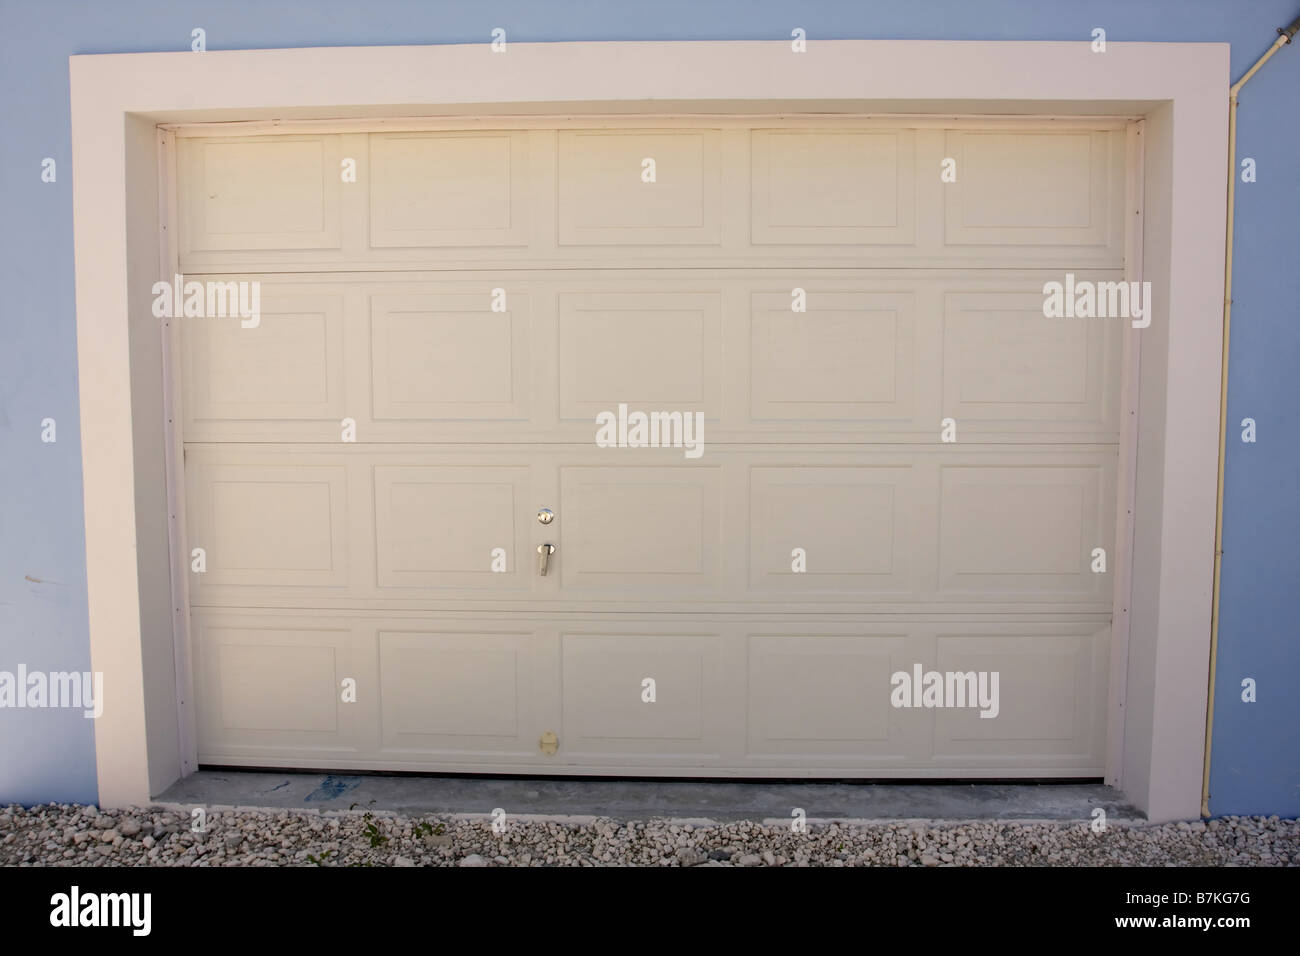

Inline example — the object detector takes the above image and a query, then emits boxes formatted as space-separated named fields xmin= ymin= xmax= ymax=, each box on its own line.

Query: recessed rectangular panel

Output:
xmin=374 ymin=465 xmax=527 ymax=589
xmin=751 ymin=129 xmax=915 ymax=245
xmin=184 ymin=291 xmax=345 ymax=424
xmin=557 ymin=130 xmax=721 ymax=245
xmin=943 ymin=291 xmax=1116 ymax=429
xmin=560 ymin=466 xmax=721 ymax=593
xmin=561 ymin=632 xmax=722 ymax=754
xmin=746 ymin=634 xmax=910 ymax=756
xmin=750 ymin=291 xmax=913 ymax=422
xmin=189 ymin=462 xmax=349 ymax=588
xmin=180 ymin=135 xmax=342 ymax=252
xmin=378 ymin=631 xmax=533 ymax=753
xmin=945 ymin=131 xmax=1110 ymax=248
xmin=371 ymin=293 xmax=529 ymax=421
xmin=194 ymin=621 xmax=355 ymax=755
xmin=749 ymin=466 xmax=913 ymax=593
xmin=217 ymin=642 xmax=338 ymax=732
xmin=369 ymin=131 xmax=528 ymax=247
xmin=558 ymin=291 xmax=720 ymax=423
xmin=932 ymin=627 xmax=1107 ymax=765
xmin=938 ymin=464 xmax=1107 ymax=598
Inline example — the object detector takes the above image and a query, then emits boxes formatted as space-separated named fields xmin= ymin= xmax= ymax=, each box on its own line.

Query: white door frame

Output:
xmin=69 ymin=40 xmax=1228 ymax=821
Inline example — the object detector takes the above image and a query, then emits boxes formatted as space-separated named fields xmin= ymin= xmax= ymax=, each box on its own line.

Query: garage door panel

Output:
xmin=750 ymin=128 xmax=916 ymax=245
xmin=182 ymin=291 xmax=345 ymax=425
xmin=930 ymin=625 xmax=1108 ymax=769
xmin=558 ymin=291 xmax=721 ymax=423
xmin=177 ymin=122 xmax=1126 ymax=272
xmin=557 ymin=129 xmax=721 ymax=245
xmin=559 ymin=464 xmax=722 ymax=593
xmin=370 ymin=292 xmax=531 ymax=421
xmin=745 ymin=632 xmax=923 ymax=761
xmin=193 ymin=616 xmax=373 ymax=760
xmin=179 ymin=273 xmax=1125 ymax=443
xmin=559 ymin=632 xmax=726 ymax=758
xmin=944 ymin=129 xmax=1120 ymax=252
xmin=748 ymin=465 xmax=916 ymax=594
xmin=183 ymin=446 xmax=1115 ymax=611
xmin=190 ymin=612 xmax=1109 ymax=774
xmin=942 ymin=289 xmax=1119 ymax=429
xmin=186 ymin=459 xmax=350 ymax=591
xmin=180 ymin=134 xmax=343 ymax=254
xmin=378 ymin=630 xmax=539 ymax=755
xmin=937 ymin=460 xmax=1113 ymax=599
xmin=374 ymin=465 xmax=532 ymax=590
xmin=369 ymin=131 xmax=529 ymax=248
xmin=749 ymin=291 xmax=915 ymax=423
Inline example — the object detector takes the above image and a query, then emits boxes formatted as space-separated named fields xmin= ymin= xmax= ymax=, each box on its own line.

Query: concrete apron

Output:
xmin=153 ymin=771 xmax=1143 ymax=825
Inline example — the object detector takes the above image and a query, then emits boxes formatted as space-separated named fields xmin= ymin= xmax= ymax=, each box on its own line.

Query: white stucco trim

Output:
xmin=69 ymin=40 xmax=1227 ymax=820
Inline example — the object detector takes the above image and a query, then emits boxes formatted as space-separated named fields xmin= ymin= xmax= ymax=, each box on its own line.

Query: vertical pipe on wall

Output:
xmin=1202 ymin=12 xmax=1300 ymax=818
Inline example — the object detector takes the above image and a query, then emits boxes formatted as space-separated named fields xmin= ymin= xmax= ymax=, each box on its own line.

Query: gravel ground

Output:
xmin=1 ymin=804 xmax=1295 ymax=866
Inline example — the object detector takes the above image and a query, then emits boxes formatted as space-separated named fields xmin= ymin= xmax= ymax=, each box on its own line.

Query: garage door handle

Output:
xmin=537 ymin=543 xmax=555 ymax=576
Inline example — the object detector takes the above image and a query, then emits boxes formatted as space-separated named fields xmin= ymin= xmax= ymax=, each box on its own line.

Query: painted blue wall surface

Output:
xmin=1 ymin=0 xmax=1296 ymax=815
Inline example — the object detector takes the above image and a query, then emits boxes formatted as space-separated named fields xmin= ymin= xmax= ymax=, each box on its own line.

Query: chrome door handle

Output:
xmin=537 ymin=543 xmax=555 ymax=576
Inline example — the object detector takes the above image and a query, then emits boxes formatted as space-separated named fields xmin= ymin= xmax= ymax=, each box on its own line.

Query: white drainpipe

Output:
xmin=1202 ymin=10 xmax=1300 ymax=818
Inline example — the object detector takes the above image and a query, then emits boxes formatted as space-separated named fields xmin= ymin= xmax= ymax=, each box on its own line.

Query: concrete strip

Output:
xmin=153 ymin=770 xmax=1144 ymax=823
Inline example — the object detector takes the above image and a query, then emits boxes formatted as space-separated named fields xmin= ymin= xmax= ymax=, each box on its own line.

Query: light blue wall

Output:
xmin=1 ymin=0 xmax=1295 ymax=815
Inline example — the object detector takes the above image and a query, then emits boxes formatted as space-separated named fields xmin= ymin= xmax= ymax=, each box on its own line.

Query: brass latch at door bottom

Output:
xmin=539 ymin=730 xmax=559 ymax=756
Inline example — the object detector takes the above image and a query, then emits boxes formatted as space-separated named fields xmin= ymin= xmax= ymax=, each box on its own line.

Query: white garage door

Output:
xmin=175 ymin=118 xmax=1130 ymax=777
